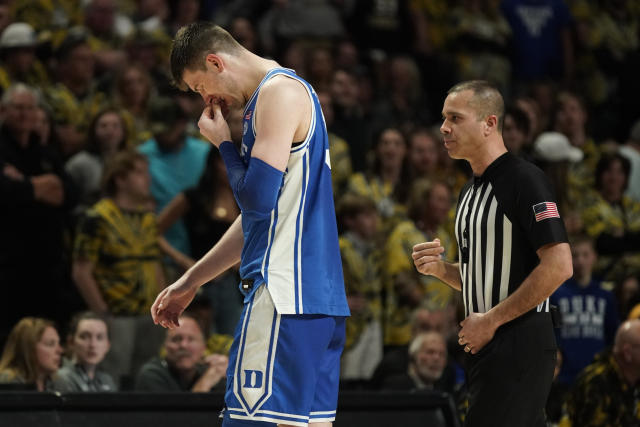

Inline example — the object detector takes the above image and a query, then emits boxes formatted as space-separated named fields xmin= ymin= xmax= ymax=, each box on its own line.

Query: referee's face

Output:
xmin=440 ymin=90 xmax=485 ymax=160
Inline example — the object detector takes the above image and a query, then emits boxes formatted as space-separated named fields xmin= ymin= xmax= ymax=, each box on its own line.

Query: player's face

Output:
xmin=36 ymin=326 xmax=62 ymax=375
xmin=440 ymin=90 xmax=486 ymax=160
xmin=182 ymin=63 xmax=241 ymax=120
xmin=165 ymin=317 xmax=206 ymax=372
xmin=72 ymin=319 xmax=110 ymax=367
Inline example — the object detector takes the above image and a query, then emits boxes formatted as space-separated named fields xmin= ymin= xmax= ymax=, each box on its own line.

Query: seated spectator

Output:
xmin=554 ymin=91 xmax=601 ymax=207
xmin=0 ymin=22 xmax=49 ymax=95
xmin=72 ymin=150 xmax=166 ymax=386
xmin=407 ymin=128 xmax=440 ymax=181
xmin=503 ymin=106 xmax=532 ymax=161
xmin=371 ymin=302 xmax=456 ymax=392
xmin=336 ymin=193 xmax=383 ymax=381
xmin=65 ymin=107 xmax=128 ymax=214
xmin=533 ymin=131 xmax=585 ymax=235
xmin=382 ymin=179 xmax=456 ymax=348
xmin=137 ymin=96 xmax=210 ymax=271
xmin=582 ymin=153 xmax=640 ymax=282
xmin=135 ymin=313 xmax=228 ymax=392
xmin=550 ymin=235 xmax=620 ymax=386
xmin=619 ymin=119 xmax=640 ymax=202
xmin=346 ymin=126 xmax=411 ymax=232
xmin=0 ymin=317 xmax=62 ymax=391
xmin=317 ymin=90 xmax=352 ymax=199
xmin=53 ymin=311 xmax=116 ymax=392
xmin=0 ymin=83 xmax=78 ymax=345
xmin=561 ymin=319 xmax=640 ymax=426
xmin=45 ymin=27 xmax=108 ymax=158
xmin=379 ymin=331 xmax=449 ymax=393
xmin=113 ymin=64 xmax=154 ymax=146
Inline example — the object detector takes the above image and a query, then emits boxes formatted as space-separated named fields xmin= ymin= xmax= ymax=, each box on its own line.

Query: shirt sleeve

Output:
xmin=513 ymin=165 xmax=569 ymax=251
xmin=73 ymin=211 xmax=102 ymax=263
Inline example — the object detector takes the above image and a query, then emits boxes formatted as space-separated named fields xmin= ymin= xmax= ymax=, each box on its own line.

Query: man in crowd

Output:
xmin=135 ymin=313 xmax=228 ymax=392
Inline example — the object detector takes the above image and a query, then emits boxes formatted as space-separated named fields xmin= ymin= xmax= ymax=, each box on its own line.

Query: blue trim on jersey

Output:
xmin=234 ymin=295 xmax=254 ymax=411
xmin=261 ymin=180 xmax=284 ymax=287
xmin=293 ymin=152 xmax=308 ymax=314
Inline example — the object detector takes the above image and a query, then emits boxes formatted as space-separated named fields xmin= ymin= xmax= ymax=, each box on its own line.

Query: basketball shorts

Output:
xmin=222 ymin=284 xmax=346 ymax=426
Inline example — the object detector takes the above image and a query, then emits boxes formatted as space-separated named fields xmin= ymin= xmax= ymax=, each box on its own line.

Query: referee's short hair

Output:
xmin=448 ymin=80 xmax=505 ymax=132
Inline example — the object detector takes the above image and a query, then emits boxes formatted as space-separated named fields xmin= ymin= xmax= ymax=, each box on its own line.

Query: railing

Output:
xmin=0 ymin=390 xmax=461 ymax=427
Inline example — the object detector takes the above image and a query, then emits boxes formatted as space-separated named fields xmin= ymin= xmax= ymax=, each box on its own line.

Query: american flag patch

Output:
xmin=245 ymin=110 xmax=252 ymax=120
xmin=533 ymin=202 xmax=560 ymax=222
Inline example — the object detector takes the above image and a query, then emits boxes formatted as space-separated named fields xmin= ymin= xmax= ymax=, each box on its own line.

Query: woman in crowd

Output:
xmin=65 ymin=107 xmax=128 ymax=214
xmin=53 ymin=311 xmax=116 ymax=392
xmin=0 ymin=317 xmax=62 ymax=391
xmin=347 ymin=126 xmax=412 ymax=233
xmin=582 ymin=153 xmax=640 ymax=282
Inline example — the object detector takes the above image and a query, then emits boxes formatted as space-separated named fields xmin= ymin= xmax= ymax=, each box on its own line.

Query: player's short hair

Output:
xmin=448 ymin=80 xmax=505 ymax=131
xmin=170 ymin=22 xmax=242 ymax=90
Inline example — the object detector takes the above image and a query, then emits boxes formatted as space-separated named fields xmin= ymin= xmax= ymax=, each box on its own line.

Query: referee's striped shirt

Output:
xmin=454 ymin=152 xmax=568 ymax=317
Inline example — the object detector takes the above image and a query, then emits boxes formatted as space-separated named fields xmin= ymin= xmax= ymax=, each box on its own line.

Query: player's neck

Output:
xmin=236 ymin=52 xmax=281 ymax=104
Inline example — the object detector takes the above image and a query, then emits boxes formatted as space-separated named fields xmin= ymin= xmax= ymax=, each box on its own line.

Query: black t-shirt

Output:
xmin=454 ymin=152 xmax=568 ymax=316
xmin=183 ymin=188 xmax=234 ymax=259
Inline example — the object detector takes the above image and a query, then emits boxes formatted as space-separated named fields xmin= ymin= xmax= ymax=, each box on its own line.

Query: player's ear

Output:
xmin=205 ymin=53 xmax=224 ymax=73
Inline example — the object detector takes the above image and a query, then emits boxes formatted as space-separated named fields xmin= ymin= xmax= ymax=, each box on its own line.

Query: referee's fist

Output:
xmin=412 ymin=239 xmax=445 ymax=276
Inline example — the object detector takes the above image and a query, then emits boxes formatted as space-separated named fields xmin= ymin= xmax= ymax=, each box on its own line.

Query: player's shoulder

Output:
xmin=260 ymin=74 xmax=307 ymax=99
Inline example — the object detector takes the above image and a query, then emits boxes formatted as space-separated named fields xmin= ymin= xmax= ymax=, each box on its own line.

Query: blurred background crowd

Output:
xmin=0 ymin=0 xmax=639 ymax=425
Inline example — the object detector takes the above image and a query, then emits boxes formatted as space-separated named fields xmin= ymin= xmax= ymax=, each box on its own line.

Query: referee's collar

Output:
xmin=473 ymin=151 xmax=512 ymax=184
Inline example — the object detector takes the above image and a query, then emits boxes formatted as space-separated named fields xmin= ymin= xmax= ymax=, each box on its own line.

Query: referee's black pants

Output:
xmin=464 ymin=311 xmax=557 ymax=427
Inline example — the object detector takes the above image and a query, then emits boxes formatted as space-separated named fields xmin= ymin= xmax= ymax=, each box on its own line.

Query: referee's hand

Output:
xmin=412 ymin=239 xmax=445 ymax=277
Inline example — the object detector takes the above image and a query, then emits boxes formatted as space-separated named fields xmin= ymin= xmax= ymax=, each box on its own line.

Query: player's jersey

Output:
xmin=238 ymin=67 xmax=350 ymax=317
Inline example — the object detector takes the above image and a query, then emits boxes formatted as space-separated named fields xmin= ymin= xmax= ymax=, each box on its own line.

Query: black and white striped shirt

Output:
xmin=454 ymin=152 xmax=568 ymax=317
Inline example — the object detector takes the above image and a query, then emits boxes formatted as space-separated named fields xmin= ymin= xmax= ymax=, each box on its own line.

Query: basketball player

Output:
xmin=151 ymin=23 xmax=350 ymax=427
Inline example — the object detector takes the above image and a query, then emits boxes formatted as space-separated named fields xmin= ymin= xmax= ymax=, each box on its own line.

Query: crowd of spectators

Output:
xmin=0 ymin=0 xmax=638 ymax=425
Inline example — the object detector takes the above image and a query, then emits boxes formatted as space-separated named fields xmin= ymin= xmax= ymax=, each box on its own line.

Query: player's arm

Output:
xmin=412 ymin=239 xmax=462 ymax=291
xmin=216 ymin=77 xmax=306 ymax=217
xmin=151 ymin=215 xmax=243 ymax=328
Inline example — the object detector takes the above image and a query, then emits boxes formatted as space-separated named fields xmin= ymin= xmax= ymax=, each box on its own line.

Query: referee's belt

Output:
xmin=241 ymin=278 xmax=254 ymax=292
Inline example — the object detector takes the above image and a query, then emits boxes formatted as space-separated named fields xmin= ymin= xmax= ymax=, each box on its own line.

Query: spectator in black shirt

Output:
xmin=135 ymin=313 xmax=227 ymax=392
xmin=0 ymin=83 xmax=77 ymax=346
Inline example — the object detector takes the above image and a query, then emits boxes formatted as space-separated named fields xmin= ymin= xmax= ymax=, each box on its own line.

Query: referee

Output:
xmin=412 ymin=80 xmax=573 ymax=427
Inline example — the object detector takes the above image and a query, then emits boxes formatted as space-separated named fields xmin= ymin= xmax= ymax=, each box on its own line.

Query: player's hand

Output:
xmin=151 ymin=278 xmax=198 ymax=329
xmin=198 ymin=101 xmax=231 ymax=147
xmin=457 ymin=312 xmax=498 ymax=355
xmin=412 ymin=239 xmax=445 ymax=276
